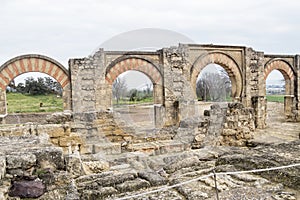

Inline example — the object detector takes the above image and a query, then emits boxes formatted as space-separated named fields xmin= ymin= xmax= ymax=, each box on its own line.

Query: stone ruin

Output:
xmin=0 ymin=43 xmax=299 ymax=199
xmin=0 ymin=100 xmax=299 ymax=199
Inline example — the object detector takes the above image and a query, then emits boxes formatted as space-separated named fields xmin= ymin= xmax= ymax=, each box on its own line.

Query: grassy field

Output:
xmin=266 ymin=95 xmax=284 ymax=103
xmin=6 ymin=92 xmax=63 ymax=113
xmin=113 ymin=97 xmax=153 ymax=106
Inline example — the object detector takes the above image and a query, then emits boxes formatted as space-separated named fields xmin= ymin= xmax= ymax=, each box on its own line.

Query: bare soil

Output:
xmin=253 ymin=102 xmax=300 ymax=144
xmin=4 ymin=102 xmax=300 ymax=144
xmin=114 ymin=102 xmax=300 ymax=144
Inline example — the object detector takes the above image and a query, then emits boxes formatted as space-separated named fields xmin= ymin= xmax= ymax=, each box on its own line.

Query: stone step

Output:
xmin=132 ymin=133 xmax=173 ymax=143
xmin=81 ymin=142 xmax=122 ymax=155
xmin=127 ymin=140 xmax=190 ymax=156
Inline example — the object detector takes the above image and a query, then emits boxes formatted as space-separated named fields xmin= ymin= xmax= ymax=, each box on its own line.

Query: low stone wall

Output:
xmin=222 ymin=103 xmax=255 ymax=146
xmin=0 ymin=123 xmax=81 ymax=154
xmin=1 ymin=103 xmax=256 ymax=157
xmin=192 ymin=102 xmax=255 ymax=148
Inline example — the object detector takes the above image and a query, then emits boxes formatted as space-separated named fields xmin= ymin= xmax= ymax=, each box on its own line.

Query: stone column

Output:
xmin=284 ymin=95 xmax=295 ymax=120
xmin=153 ymin=84 xmax=164 ymax=104
xmin=245 ymin=48 xmax=266 ymax=128
xmin=154 ymin=104 xmax=165 ymax=128
xmin=295 ymin=55 xmax=300 ymax=121
xmin=251 ymin=96 xmax=266 ymax=129
xmin=0 ymin=90 xmax=7 ymax=124
xmin=63 ymin=83 xmax=72 ymax=111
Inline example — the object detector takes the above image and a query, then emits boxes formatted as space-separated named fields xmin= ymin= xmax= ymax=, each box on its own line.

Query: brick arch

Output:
xmin=106 ymin=57 xmax=162 ymax=86
xmin=264 ymin=59 xmax=295 ymax=95
xmin=106 ymin=56 xmax=163 ymax=104
xmin=191 ymin=52 xmax=243 ymax=99
xmin=0 ymin=54 xmax=70 ymax=90
xmin=0 ymin=54 xmax=71 ymax=113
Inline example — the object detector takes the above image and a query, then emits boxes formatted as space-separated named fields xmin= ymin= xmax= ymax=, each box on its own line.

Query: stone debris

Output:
xmin=0 ymin=102 xmax=299 ymax=199
xmin=8 ymin=179 xmax=45 ymax=198
xmin=192 ymin=102 xmax=255 ymax=148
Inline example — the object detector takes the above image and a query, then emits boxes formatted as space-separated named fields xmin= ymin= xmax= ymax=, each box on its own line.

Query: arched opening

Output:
xmin=191 ymin=52 xmax=243 ymax=104
xmin=196 ymin=64 xmax=232 ymax=102
xmin=112 ymin=70 xmax=156 ymax=137
xmin=264 ymin=59 xmax=295 ymax=122
xmin=265 ymin=70 xmax=286 ymax=123
xmin=5 ymin=72 xmax=63 ymax=124
xmin=0 ymin=55 xmax=71 ymax=123
xmin=105 ymin=57 xmax=164 ymax=128
xmin=193 ymin=61 xmax=234 ymax=116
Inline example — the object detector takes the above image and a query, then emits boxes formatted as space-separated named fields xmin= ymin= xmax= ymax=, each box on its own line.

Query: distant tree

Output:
xmin=196 ymin=69 xmax=231 ymax=102
xmin=196 ymin=79 xmax=210 ymax=101
xmin=129 ymin=89 xmax=138 ymax=101
xmin=12 ymin=76 xmax=62 ymax=95
xmin=112 ymin=77 xmax=127 ymax=104
xmin=8 ymin=80 xmax=16 ymax=90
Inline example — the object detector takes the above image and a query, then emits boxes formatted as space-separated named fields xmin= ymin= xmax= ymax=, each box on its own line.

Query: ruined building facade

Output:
xmin=0 ymin=44 xmax=299 ymax=128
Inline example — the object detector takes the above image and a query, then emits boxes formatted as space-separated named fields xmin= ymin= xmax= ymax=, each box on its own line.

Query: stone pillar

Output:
xmin=0 ymin=90 xmax=7 ymax=124
xmin=153 ymin=84 xmax=164 ymax=104
xmin=251 ymin=96 xmax=266 ymax=129
xmin=284 ymin=95 xmax=293 ymax=120
xmin=154 ymin=104 xmax=165 ymax=128
xmin=284 ymin=95 xmax=298 ymax=121
xmin=63 ymin=83 xmax=72 ymax=111
xmin=295 ymin=55 xmax=300 ymax=121
xmin=245 ymin=48 xmax=266 ymax=128
xmin=244 ymin=48 xmax=265 ymax=102
xmin=69 ymin=56 xmax=98 ymax=115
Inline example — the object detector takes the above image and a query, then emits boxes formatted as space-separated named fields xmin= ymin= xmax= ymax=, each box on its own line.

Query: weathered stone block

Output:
xmin=93 ymin=143 xmax=121 ymax=155
xmin=81 ymin=187 xmax=117 ymax=199
xmin=115 ymin=178 xmax=150 ymax=193
xmin=164 ymin=156 xmax=200 ymax=173
xmin=138 ymin=171 xmax=167 ymax=186
xmin=0 ymin=156 xmax=6 ymax=180
xmin=65 ymin=154 xmax=83 ymax=178
xmin=59 ymin=134 xmax=82 ymax=147
xmin=6 ymin=153 xmax=36 ymax=170
xmin=9 ymin=179 xmax=45 ymax=198
xmin=31 ymin=147 xmax=65 ymax=170
xmin=222 ymin=129 xmax=237 ymax=136
xmin=82 ymin=161 xmax=109 ymax=175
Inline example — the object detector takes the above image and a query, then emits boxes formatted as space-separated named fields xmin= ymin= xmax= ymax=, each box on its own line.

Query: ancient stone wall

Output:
xmin=192 ymin=103 xmax=255 ymax=148
xmin=0 ymin=43 xmax=299 ymax=133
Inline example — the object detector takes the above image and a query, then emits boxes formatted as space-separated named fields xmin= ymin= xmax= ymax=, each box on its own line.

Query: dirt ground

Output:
xmin=114 ymin=102 xmax=300 ymax=144
xmin=4 ymin=102 xmax=300 ymax=144
xmin=253 ymin=102 xmax=300 ymax=144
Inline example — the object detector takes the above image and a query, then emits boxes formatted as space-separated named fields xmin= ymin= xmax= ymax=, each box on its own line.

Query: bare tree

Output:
xmin=112 ymin=77 xmax=127 ymax=104
xmin=196 ymin=69 xmax=231 ymax=102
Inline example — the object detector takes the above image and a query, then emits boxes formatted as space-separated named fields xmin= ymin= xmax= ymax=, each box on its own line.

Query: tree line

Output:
xmin=113 ymin=67 xmax=231 ymax=104
xmin=8 ymin=77 xmax=62 ymax=96
xmin=112 ymin=77 xmax=153 ymax=104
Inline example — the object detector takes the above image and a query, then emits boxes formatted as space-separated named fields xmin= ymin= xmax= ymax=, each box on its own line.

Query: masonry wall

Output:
xmin=68 ymin=44 xmax=300 ymax=129
xmin=244 ymin=48 xmax=266 ymax=128
xmin=0 ymin=90 xmax=6 ymax=116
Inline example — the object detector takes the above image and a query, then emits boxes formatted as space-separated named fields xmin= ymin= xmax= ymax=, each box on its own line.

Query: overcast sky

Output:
xmin=1 ymin=0 xmax=299 ymax=86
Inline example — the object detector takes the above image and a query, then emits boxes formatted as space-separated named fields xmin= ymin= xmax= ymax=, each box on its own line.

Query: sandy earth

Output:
xmin=253 ymin=102 xmax=300 ymax=144
xmin=5 ymin=102 xmax=300 ymax=144
xmin=114 ymin=102 xmax=300 ymax=144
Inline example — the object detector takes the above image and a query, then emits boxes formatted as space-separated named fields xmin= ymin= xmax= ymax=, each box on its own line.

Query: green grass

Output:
xmin=6 ymin=92 xmax=63 ymax=113
xmin=266 ymin=95 xmax=284 ymax=103
xmin=113 ymin=97 xmax=153 ymax=105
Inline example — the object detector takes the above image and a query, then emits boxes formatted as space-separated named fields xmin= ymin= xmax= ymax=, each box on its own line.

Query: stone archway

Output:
xmin=105 ymin=56 xmax=164 ymax=127
xmin=0 ymin=54 xmax=71 ymax=116
xmin=264 ymin=59 xmax=295 ymax=95
xmin=190 ymin=52 xmax=243 ymax=101
xmin=106 ymin=56 xmax=163 ymax=104
xmin=264 ymin=59 xmax=296 ymax=119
